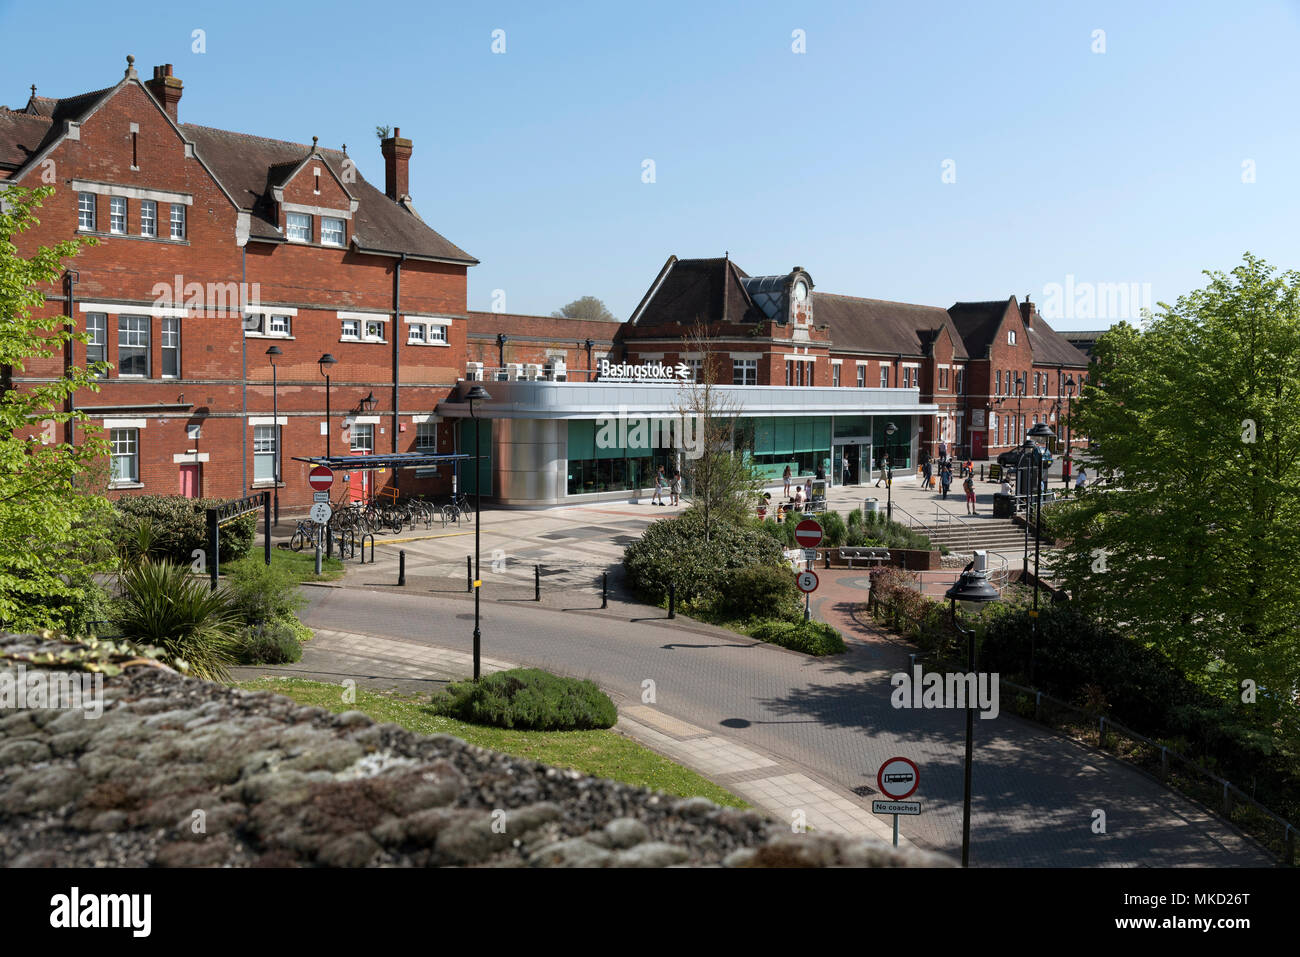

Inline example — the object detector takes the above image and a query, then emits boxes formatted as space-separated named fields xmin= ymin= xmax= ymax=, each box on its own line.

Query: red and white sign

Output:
xmin=308 ymin=465 xmax=334 ymax=491
xmin=877 ymin=757 xmax=919 ymax=800
xmin=794 ymin=518 xmax=823 ymax=549
xmin=796 ymin=570 xmax=819 ymax=594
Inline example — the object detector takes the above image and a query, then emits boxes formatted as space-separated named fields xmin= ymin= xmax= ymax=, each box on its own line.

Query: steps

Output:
xmin=918 ymin=515 xmax=1043 ymax=555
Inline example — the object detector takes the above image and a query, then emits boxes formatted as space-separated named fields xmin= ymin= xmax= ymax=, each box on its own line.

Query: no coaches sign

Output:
xmin=877 ymin=756 xmax=919 ymax=800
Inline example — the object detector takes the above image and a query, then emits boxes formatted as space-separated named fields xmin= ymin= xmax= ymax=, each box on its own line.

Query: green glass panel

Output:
xmin=774 ymin=418 xmax=795 ymax=455
xmin=568 ymin=420 xmax=595 ymax=461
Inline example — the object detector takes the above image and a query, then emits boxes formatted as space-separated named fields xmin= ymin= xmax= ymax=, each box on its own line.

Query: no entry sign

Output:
xmin=308 ymin=465 xmax=334 ymax=491
xmin=794 ymin=518 xmax=823 ymax=549
xmin=877 ymin=756 xmax=919 ymax=800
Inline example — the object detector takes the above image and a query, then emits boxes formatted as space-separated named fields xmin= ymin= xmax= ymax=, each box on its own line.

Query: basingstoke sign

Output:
xmin=598 ymin=359 xmax=690 ymax=382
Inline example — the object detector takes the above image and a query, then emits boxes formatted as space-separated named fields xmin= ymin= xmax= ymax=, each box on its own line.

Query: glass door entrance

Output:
xmin=833 ymin=442 xmax=871 ymax=486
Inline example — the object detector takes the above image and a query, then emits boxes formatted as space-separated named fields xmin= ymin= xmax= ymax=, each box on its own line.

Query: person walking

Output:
xmin=814 ymin=461 xmax=826 ymax=481
xmin=670 ymin=470 xmax=681 ymax=506
xmin=874 ymin=454 xmax=889 ymax=488
xmin=803 ymin=478 xmax=813 ymax=505
xmin=940 ymin=463 xmax=952 ymax=500
xmin=783 ymin=464 xmax=792 ymax=497
xmin=1074 ymin=467 xmax=1087 ymax=493
xmin=651 ymin=466 xmax=666 ymax=506
xmin=841 ymin=453 xmax=850 ymax=486
xmin=964 ymin=473 xmax=977 ymax=515
xmin=922 ymin=458 xmax=933 ymax=490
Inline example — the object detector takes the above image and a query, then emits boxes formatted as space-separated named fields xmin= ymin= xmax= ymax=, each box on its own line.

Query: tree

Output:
xmin=674 ymin=322 xmax=762 ymax=542
xmin=1050 ymin=254 xmax=1300 ymax=707
xmin=551 ymin=296 xmax=616 ymax=322
xmin=0 ymin=184 xmax=114 ymax=633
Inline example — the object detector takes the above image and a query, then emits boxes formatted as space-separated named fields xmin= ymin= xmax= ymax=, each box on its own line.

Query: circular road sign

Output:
xmin=795 ymin=570 xmax=819 ymax=594
xmin=794 ymin=518 xmax=823 ymax=549
xmin=877 ymin=756 xmax=920 ymax=800
xmin=308 ymin=465 xmax=334 ymax=491
xmin=309 ymin=502 xmax=333 ymax=525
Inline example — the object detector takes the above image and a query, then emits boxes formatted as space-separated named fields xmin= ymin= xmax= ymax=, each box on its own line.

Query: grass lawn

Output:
xmin=228 ymin=548 xmax=345 ymax=583
xmin=234 ymin=676 xmax=748 ymax=808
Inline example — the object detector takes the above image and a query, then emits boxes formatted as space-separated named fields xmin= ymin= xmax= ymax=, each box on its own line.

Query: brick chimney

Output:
xmin=380 ymin=127 xmax=413 ymax=201
xmin=1020 ymin=297 xmax=1036 ymax=329
xmin=145 ymin=64 xmax=182 ymax=123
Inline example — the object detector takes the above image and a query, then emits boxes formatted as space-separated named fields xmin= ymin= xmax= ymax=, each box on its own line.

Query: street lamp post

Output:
xmin=1026 ymin=422 xmax=1056 ymax=681
xmin=496 ymin=333 xmax=508 ymax=380
xmin=884 ymin=421 xmax=898 ymax=521
xmin=945 ymin=554 xmax=1000 ymax=868
xmin=266 ymin=346 xmax=282 ymax=525
xmin=465 ymin=384 xmax=491 ymax=680
xmin=1062 ymin=376 xmax=1076 ymax=490
xmin=318 ymin=353 xmax=337 ymax=458
xmin=585 ymin=338 xmax=594 ymax=381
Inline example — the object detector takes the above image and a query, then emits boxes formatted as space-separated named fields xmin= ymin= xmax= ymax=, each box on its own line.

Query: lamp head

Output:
xmin=465 ymin=384 xmax=491 ymax=404
xmin=318 ymin=353 xmax=337 ymax=373
xmin=266 ymin=345 xmax=282 ymax=358
xmin=885 ymin=421 xmax=897 ymax=437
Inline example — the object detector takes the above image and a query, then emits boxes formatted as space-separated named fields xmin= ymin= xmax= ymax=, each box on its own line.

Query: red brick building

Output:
xmin=2 ymin=58 xmax=476 ymax=511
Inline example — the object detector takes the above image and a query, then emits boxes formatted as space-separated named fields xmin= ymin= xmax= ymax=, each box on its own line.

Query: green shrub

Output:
xmin=234 ymin=619 xmax=303 ymax=665
xmin=623 ymin=514 xmax=785 ymax=604
xmin=429 ymin=668 xmax=617 ymax=730
xmin=847 ymin=508 xmax=863 ymax=528
xmin=113 ymin=560 xmax=239 ymax=681
xmin=748 ymin=619 xmax=846 ymax=656
xmin=820 ymin=511 xmax=847 ymax=548
xmin=710 ymin=564 xmax=802 ymax=622
xmin=226 ymin=557 xmax=305 ymax=624
xmin=114 ymin=496 xmax=257 ymax=564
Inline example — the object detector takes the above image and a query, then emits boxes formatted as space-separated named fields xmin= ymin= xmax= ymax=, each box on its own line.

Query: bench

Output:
xmin=838 ymin=547 xmax=891 ymax=568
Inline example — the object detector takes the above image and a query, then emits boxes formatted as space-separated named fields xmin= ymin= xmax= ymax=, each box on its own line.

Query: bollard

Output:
xmin=1159 ymin=746 xmax=1168 ymax=781
xmin=467 ymin=555 xmax=473 ymax=593
xmin=602 ymin=572 xmax=608 ymax=609
xmin=1222 ymin=782 xmax=1234 ymax=817
xmin=668 ymin=582 xmax=676 ymax=619
xmin=535 ymin=564 xmax=540 ymax=601
xmin=398 ymin=550 xmax=406 ymax=586
xmin=1034 ymin=691 xmax=1042 ymax=722
xmin=315 ymin=542 xmax=322 ymax=576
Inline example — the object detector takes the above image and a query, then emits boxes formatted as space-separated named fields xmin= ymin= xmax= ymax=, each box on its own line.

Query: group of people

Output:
xmin=649 ymin=466 xmax=680 ymax=506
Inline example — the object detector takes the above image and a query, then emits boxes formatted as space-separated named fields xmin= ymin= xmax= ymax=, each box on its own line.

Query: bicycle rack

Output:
xmin=360 ymin=533 xmax=375 ymax=564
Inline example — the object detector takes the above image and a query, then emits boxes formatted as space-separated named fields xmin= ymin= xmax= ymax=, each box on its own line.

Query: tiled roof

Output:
xmin=466 ymin=311 xmax=621 ymax=342
xmin=181 ymin=124 xmax=476 ymax=263
xmin=631 ymin=257 xmax=765 ymax=327
xmin=947 ymin=299 xmax=1013 ymax=358
xmin=1026 ymin=315 xmax=1091 ymax=367
xmin=0 ymin=109 xmax=52 ymax=172
xmin=816 ymin=293 xmax=969 ymax=359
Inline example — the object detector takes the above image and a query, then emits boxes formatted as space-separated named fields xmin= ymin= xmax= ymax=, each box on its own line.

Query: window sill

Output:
xmin=109 ymin=482 xmax=145 ymax=490
xmin=407 ymin=340 xmax=450 ymax=347
xmin=249 ymin=481 xmax=286 ymax=489
xmin=244 ymin=333 xmax=295 ymax=340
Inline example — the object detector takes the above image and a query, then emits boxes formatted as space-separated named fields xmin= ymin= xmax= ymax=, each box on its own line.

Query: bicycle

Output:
xmin=289 ymin=520 xmax=320 ymax=552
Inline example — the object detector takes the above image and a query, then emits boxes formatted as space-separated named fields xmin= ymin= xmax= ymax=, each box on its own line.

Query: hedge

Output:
xmin=429 ymin=668 xmax=617 ymax=730
xmin=623 ymin=514 xmax=785 ymax=604
xmin=709 ymin=564 xmax=803 ymax=623
xmin=748 ymin=619 xmax=846 ymax=656
xmin=114 ymin=495 xmax=257 ymax=564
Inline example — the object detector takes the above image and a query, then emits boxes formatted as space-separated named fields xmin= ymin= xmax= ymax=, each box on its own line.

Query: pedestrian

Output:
xmin=938 ymin=440 xmax=948 ymax=462
xmin=841 ymin=453 xmax=850 ymax=486
xmin=803 ymin=478 xmax=813 ymax=504
xmin=940 ymin=463 xmax=952 ymax=500
xmin=964 ymin=473 xmax=976 ymax=514
xmin=670 ymin=470 xmax=680 ymax=506
xmin=963 ymin=458 xmax=972 ymax=479
xmin=651 ymin=466 xmax=665 ymax=505
xmin=875 ymin=454 xmax=889 ymax=488
xmin=922 ymin=459 xmax=933 ymax=490
xmin=1075 ymin=467 xmax=1087 ymax=493
xmin=783 ymin=464 xmax=792 ymax=497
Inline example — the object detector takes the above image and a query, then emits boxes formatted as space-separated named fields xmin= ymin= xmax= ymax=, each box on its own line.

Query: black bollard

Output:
xmin=398 ymin=549 xmax=406 ymax=586
xmin=534 ymin=564 xmax=540 ymax=601
xmin=668 ymin=581 xmax=676 ymax=619
xmin=602 ymin=572 xmax=608 ymax=609
xmin=467 ymin=555 xmax=473 ymax=593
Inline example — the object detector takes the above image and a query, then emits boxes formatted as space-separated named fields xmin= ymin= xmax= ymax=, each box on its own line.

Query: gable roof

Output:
xmin=947 ymin=298 xmax=1016 ymax=358
xmin=817 ymin=293 xmax=969 ymax=359
xmin=1025 ymin=314 xmax=1091 ymax=367
xmin=181 ymin=124 xmax=475 ymax=263
xmin=0 ymin=87 xmax=116 ymax=176
xmin=628 ymin=256 xmax=765 ymax=327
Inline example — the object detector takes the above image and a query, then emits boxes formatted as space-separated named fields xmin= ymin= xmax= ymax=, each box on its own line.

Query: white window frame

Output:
xmin=140 ymin=199 xmax=157 ymax=237
xmin=880 ymin=366 xmax=889 ymax=388
xmin=350 ymin=423 xmax=375 ymax=454
xmin=110 ymin=428 xmax=139 ymax=484
xmin=1008 ymin=329 xmax=1017 ymax=345
xmin=268 ymin=315 xmax=291 ymax=336
xmin=86 ymin=313 xmax=108 ymax=377
xmin=109 ymin=196 xmax=127 ymax=234
xmin=78 ymin=192 xmax=96 ymax=231
xmin=169 ymin=203 xmax=186 ymax=240
xmin=732 ymin=358 xmax=757 ymax=386
xmin=321 ymin=216 xmax=345 ymax=247
xmin=117 ymin=315 xmax=150 ymax=377
xmin=363 ymin=318 xmax=386 ymax=342
xmin=286 ymin=212 xmax=311 ymax=243
xmin=253 ymin=424 xmax=279 ymax=484
xmin=832 ymin=364 xmax=841 ymax=387
xmin=161 ymin=316 xmax=180 ymax=378
xmin=407 ymin=323 xmax=426 ymax=344
xmin=427 ymin=323 xmax=447 ymax=344
xmin=341 ymin=319 xmax=360 ymax=340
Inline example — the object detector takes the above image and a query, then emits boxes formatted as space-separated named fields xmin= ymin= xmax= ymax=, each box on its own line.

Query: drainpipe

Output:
xmin=394 ymin=254 xmax=405 ymax=454
xmin=585 ymin=338 xmax=594 ymax=380
xmin=497 ymin=333 xmax=507 ymax=378
xmin=241 ymin=246 xmax=248 ymax=494
xmin=65 ymin=270 xmax=79 ymax=446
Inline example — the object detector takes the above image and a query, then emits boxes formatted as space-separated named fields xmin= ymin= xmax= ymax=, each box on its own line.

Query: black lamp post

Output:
xmin=944 ymin=555 xmax=1001 ymax=868
xmin=466 ymin=383 xmax=491 ymax=680
xmin=266 ymin=346 xmax=282 ymax=525
xmin=318 ymin=353 xmax=337 ymax=459
xmin=1015 ymin=438 xmax=1035 ymax=570
xmin=884 ymin=421 xmax=897 ymax=521
xmin=496 ymin=333 xmax=508 ymax=380
xmin=585 ymin=338 xmax=594 ymax=380
xmin=1026 ymin=422 xmax=1056 ymax=681
xmin=1063 ymin=375 xmax=1077 ymax=490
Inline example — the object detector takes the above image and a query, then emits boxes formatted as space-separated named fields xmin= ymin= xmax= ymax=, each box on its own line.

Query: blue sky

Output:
xmin=4 ymin=0 xmax=1299 ymax=326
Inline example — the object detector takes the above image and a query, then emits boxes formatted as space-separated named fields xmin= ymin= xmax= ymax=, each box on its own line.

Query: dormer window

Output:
xmin=286 ymin=212 xmax=311 ymax=242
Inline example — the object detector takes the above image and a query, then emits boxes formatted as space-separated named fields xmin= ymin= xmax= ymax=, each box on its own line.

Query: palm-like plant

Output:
xmin=114 ymin=560 xmax=240 ymax=682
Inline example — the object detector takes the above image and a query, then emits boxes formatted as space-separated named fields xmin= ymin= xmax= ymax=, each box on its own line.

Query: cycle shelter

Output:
xmin=290 ymin=452 xmax=473 ymax=506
